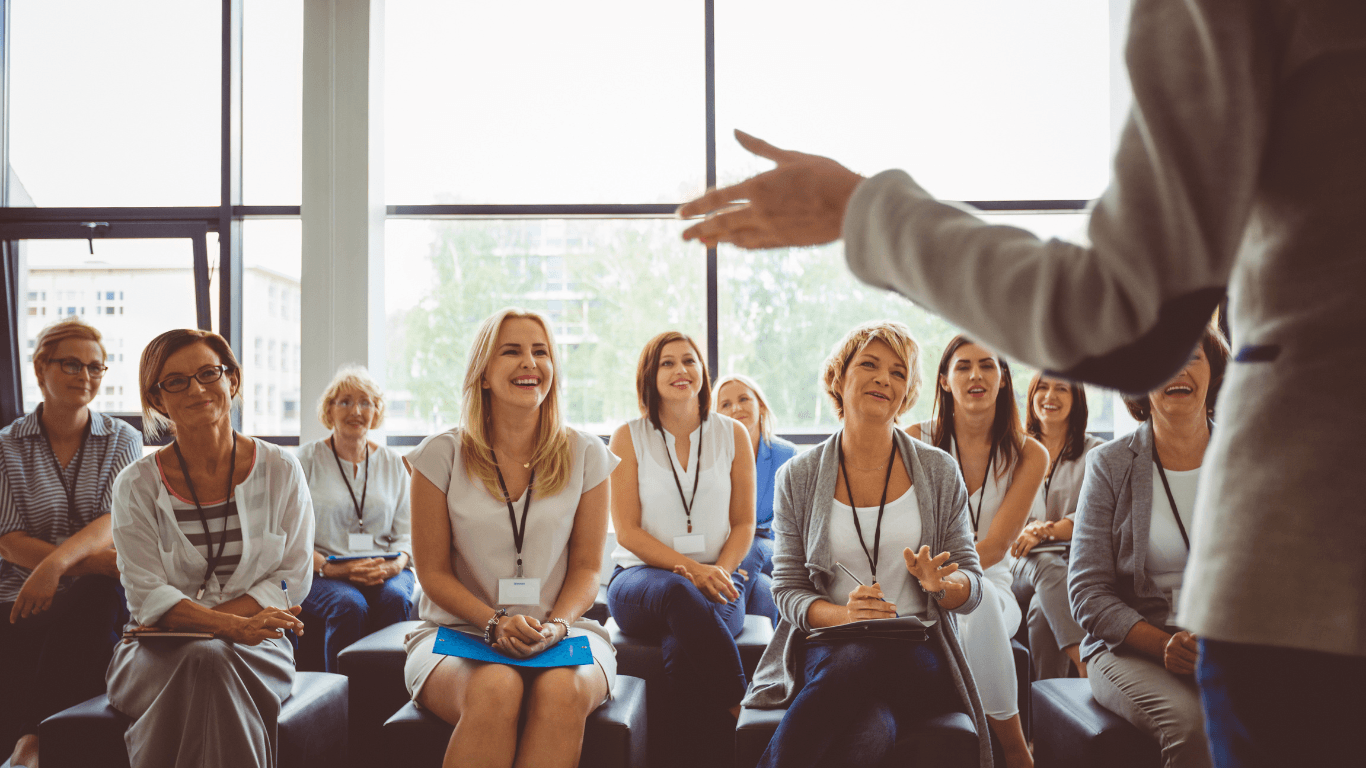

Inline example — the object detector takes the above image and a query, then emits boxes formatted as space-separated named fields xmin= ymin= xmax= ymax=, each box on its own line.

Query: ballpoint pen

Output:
xmin=834 ymin=562 xmax=887 ymax=602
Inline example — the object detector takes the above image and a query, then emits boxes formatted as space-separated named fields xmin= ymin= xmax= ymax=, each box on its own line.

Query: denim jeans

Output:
xmin=0 ymin=575 xmax=127 ymax=751
xmin=745 ymin=536 xmax=779 ymax=627
xmin=299 ymin=568 xmax=415 ymax=673
xmin=757 ymin=637 xmax=959 ymax=768
xmin=1198 ymin=639 xmax=1366 ymax=768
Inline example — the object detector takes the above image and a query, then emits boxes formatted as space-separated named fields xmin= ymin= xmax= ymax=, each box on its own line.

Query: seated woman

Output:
xmin=1009 ymin=374 xmax=1106 ymax=679
xmin=745 ymin=320 xmax=990 ymax=768
xmin=715 ymin=373 xmax=797 ymax=626
xmin=909 ymin=335 xmax=1046 ymax=768
xmin=403 ymin=308 xmax=616 ymax=768
xmin=606 ymin=331 xmax=758 ymax=768
xmin=0 ymin=318 xmax=141 ymax=768
xmin=297 ymin=365 xmax=414 ymax=673
xmin=1070 ymin=324 xmax=1229 ymax=768
xmin=107 ymin=329 xmax=313 ymax=768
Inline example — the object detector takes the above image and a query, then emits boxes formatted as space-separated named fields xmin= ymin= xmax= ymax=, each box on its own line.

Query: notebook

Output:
xmin=432 ymin=626 xmax=594 ymax=667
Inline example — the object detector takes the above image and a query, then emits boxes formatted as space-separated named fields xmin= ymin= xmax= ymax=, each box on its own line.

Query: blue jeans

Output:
xmin=757 ymin=638 xmax=959 ymax=768
xmin=754 ymin=529 xmax=774 ymax=576
xmin=300 ymin=569 xmax=415 ymax=673
xmin=1198 ymin=639 xmax=1366 ymax=768
xmin=744 ymin=537 xmax=779 ymax=627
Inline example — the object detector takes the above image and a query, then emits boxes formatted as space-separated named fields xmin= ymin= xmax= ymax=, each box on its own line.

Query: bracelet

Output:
xmin=547 ymin=617 xmax=571 ymax=637
xmin=484 ymin=609 xmax=508 ymax=645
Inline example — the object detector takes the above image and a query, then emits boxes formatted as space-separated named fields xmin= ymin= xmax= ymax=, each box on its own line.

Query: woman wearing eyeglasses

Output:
xmin=296 ymin=365 xmax=413 ymax=673
xmin=0 ymin=318 xmax=141 ymax=768
xmin=105 ymin=329 xmax=313 ymax=768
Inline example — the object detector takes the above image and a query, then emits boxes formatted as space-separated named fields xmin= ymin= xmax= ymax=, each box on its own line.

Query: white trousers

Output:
xmin=956 ymin=559 xmax=1022 ymax=720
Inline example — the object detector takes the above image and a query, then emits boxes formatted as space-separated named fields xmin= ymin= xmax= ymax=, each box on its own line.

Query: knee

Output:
xmin=179 ymin=639 xmax=238 ymax=674
xmin=528 ymin=670 xmax=600 ymax=721
xmin=326 ymin=595 xmax=369 ymax=630
xmin=461 ymin=665 xmax=525 ymax=723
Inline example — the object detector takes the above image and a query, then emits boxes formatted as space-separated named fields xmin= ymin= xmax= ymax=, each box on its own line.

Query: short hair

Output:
xmin=316 ymin=364 xmax=386 ymax=430
xmin=821 ymin=320 xmax=923 ymax=422
xmin=459 ymin=307 xmax=573 ymax=499
xmin=636 ymin=331 xmax=711 ymax=432
xmin=714 ymin=373 xmax=775 ymax=444
xmin=929 ymin=335 xmax=1024 ymax=473
xmin=1024 ymin=372 xmax=1090 ymax=463
xmin=1123 ymin=320 xmax=1231 ymax=422
xmin=138 ymin=329 xmax=243 ymax=441
xmin=33 ymin=318 xmax=107 ymax=397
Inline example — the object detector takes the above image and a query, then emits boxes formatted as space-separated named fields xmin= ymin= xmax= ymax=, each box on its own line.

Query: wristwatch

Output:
xmin=920 ymin=581 xmax=947 ymax=601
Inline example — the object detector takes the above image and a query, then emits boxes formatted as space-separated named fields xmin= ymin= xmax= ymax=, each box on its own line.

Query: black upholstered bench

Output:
xmin=37 ymin=670 xmax=348 ymax=768
xmin=381 ymin=674 xmax=647 ymax=768
xmin=335 ymin=619 xmax=423 ymax=767
xmin=1031 ymin=677 xmax=1161 ymax=768
xmin=735 ymin=705 xmax=980 ymax=768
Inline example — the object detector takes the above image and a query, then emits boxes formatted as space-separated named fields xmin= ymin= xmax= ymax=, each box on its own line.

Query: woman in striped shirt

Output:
xmin=0 ymin=317 xmax=141 ymax=768
xmin=106 ymin=329 xmax=314 ymax=768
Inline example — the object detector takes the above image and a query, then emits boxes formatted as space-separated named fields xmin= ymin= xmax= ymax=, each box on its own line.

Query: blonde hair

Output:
xmin=821 ymin=320 xmax=923 ymax=421
xmin=33 ymin=317 xmax=107 ymax=397
xmin=714 ymin=373 xmax=775 ymax=444
xmin=138 ymin=329 xmax=243 ymax=441
xmin=317 ymin=364 xmax=386 ymax=430
xmin=460 ymin=308 xmax=573 ymax=498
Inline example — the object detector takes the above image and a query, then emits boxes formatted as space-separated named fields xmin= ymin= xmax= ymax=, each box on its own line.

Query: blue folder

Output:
xmin=432 ymin=626 xmax=594 ymax=667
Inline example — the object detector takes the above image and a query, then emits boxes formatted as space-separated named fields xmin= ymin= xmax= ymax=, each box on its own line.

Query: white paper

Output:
xmin=498 ymin=578 xmax=542 ymax=606
xmin=672 ymin=533 xmax=706 ymax=555
xmin=348 ymin=533 xmax=376 ymax=552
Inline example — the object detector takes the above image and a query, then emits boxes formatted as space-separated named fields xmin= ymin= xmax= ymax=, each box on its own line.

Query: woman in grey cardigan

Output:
xmin=744 ymin=321 xmax=992 ymax=768
xmin=1069 ymin=324 xmax=1228 ymax=768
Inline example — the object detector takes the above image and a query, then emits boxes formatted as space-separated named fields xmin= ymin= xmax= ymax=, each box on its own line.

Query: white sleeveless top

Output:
xmin=612 ymin=414 xmax=739 ymax=568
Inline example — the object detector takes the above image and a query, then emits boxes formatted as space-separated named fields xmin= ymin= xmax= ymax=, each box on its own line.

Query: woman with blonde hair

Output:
xmin=745 ymin=320 xmax=990 ymax=768
xmin=296 ymin=364 xmax=413 ymax=673
xmin=403 ymin=308 xmax=616 ymax=768
xmin=0 ymin=317 xmax=141 ymax=768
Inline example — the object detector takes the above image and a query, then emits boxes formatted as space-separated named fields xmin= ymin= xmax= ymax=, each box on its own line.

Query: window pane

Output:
xmin=717 ymin=0 xmax=1112 ymax=201
xmin=9 ymin=1 xmax=220 ymax=206
xmin=386 ymin=1 xmax=705 ymax=204
xmin=18 ymin=240 xmax=199 ymax=415
xmin=244 ymin=0 xmax=303 ymax=205
xmin=386 ymin=220 xmax=704 ymax=435
xmin=241 ymin=220 xmax=302 ymax=436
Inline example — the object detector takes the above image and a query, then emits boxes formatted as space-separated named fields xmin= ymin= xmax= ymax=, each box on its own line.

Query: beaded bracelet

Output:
xmin=547 ymin=617 xmax=572 ymax=638
xmin=484 ymin=608 xmax=508 ymax=645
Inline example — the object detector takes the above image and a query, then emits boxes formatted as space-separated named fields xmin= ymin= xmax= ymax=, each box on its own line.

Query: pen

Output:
xmin=281 ymin=580 xmax=290 ymax=607
xmin=834 ymin=562 xmax=887 ymax=603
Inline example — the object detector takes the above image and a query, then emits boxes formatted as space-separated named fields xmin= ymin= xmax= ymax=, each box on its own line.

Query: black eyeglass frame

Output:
xmin=49 ymin=357 xmax=109 ymax=378
xmin=156 ymin=365 xmax=232 ymax=394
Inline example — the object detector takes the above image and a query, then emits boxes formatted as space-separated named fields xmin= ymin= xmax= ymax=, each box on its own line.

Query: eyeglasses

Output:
xmin=51 ymin=358 xmax=108 ymax=378
xmin=156 ymin=365 xmax=230 ymax=393
xmin=335 ymin=398 xmax=376 ymax=412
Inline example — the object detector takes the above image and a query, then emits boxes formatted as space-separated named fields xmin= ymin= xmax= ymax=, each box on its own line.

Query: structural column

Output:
xmin=301 ymin=0 xmax=385 ymax=444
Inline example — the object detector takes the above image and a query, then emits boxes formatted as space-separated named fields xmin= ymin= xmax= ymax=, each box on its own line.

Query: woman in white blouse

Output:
xmin=403 ymin=308 xmax=616 ymax=768
xmin=909 ymin=335 xmax=1046 ymax=768
xmin=107 ymin=329 xmax=313 ymax=768
xmin=297 ymin=364 xmax=413 ymax=673
xmin=606 ymin=331 xmax=757 ymax=768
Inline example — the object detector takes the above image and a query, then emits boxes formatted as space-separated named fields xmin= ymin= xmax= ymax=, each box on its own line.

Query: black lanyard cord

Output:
xmin=172 ymin=435 xmax=237 ymax=600
xmin=836 ymin=435 xmax=898 ymax=582
xmin=492 ymin=452 xmax=534 ymax=578
xmin=663 ymin=418 xmax=705 ymax=534
xmin=328 ymin=437 xmax=370 ymax=529
xmin=1152 ymin=450 xmax=1191 ymax=550
xmin=954 ymin=441 xmax=996 ymax=540
xmin=35 ymin=403 xmax=91 ymax=531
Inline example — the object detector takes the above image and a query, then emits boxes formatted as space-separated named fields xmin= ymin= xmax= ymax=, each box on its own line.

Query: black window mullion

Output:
xmin=704 ymin=0 xmax=719 ymax=380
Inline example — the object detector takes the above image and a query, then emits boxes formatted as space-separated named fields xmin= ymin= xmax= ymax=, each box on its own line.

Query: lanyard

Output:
xmin=1152 ymin=451 xmax=1191 ymax=550
xmin=1043 ymin=454 xmax=1060 ymax=508
xmin=492 ymin=452 xmax=534 ymax=578
xmin=172 ymin=436 xmax=237 ymax=600
xmin=663 ymin=418 xmax=704 ymax=534
xmin=954 ymin=441 xmax=995 ymax=541
xmin=328 ymin=437 xmax=370 ymax=529
xmin=34 ymin=403 xmax=91 ymax=531
xmin=836 ymin=436 xmax=898 ymax=582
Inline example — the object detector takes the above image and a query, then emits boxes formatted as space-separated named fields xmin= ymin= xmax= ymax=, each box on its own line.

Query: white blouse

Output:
xmin=1148 ymin=465 xmax=1201 ymax=593
xmin=297 ymin=439 xmax=411 ymax=560
xmin=407 ymin=427 xmax=618 ymax=630
xmin=110 ymin=439 xmax=315 ymax=626
xmin=612 ymin=414 xmax=739 ymax=569
xmin=827 ymin=489 xmax=928 ymax=618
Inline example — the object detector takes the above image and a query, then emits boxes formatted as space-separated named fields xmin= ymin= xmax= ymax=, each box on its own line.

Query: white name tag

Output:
xmin=673 ymin=533 xmax=706 ymax=555
xmin=498 ymin=578 xmax=542 ymax=606
xmin=348 ymin=533 xmax=375 ymax=552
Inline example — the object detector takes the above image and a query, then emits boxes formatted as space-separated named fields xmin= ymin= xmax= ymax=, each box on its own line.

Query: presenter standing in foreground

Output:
xmin=678 ymin=4 xmax=1366 ymax=765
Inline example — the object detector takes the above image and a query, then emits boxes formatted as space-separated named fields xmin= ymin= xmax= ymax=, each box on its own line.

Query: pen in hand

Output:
xmin=834 ymin=562 xmax=887 ymax=602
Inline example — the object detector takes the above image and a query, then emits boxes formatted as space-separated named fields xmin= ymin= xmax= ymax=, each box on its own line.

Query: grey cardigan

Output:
xmin=1069 ymin=421 xmax=1179 ymax=661
xmin=743 ymin=429 xmax=992 ymax=768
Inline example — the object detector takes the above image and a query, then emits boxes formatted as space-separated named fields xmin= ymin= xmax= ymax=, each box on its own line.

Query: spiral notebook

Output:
xmin=806 ymin=615 xmax=936 ymax=642
xmin=433 ymin=626 xmax=594 ymax=667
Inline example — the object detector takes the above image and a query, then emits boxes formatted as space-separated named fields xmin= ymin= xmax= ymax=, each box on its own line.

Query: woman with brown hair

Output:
xmin=908 ymin=335 xmax=1047 ymax=768
xmin=606 ymin=330 xmax=757 ymax=768
xmin=0 ymin=317 xmax=141 ymax=768
xmin=403 ymin=308 xmax=616 ymax=768
xmin=106 ymin=329 xmax=314 ymax=768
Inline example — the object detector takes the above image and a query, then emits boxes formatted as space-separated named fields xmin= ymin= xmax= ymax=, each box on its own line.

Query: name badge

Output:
xmin=348 ymin=533 xmax=375 ymax=552
xmin=498 ymin=578 xmax=542 ymax=606
xmin=673 ymin=533 xmax=706 ymax=554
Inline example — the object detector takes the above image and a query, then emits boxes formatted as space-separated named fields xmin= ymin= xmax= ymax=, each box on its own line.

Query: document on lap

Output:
xmin=806 ymin=615 xmax=936 ymax=643
xmin=122 ymin=628 xmax=216 ymax=640
xmin=327 ymin=552 xmax=401 ymax=562
xmin=433 ymin=626 xmax=594 ymax=667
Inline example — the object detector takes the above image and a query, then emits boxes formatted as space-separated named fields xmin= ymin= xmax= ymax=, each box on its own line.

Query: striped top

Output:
xmin=156 ymin=453 xmax=245 ymax=581
xmin=0 ymin=409 xmax=143 ymax=603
